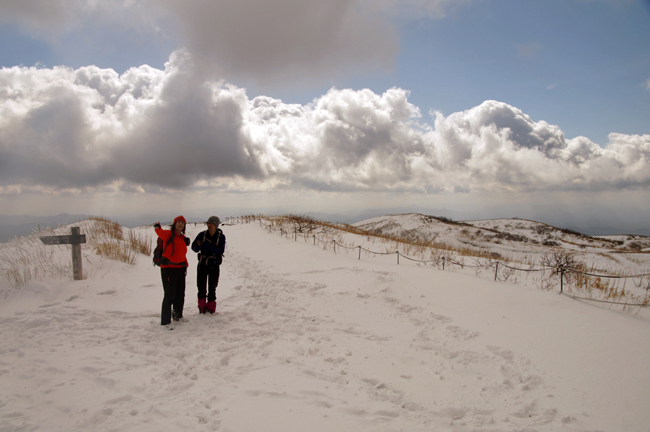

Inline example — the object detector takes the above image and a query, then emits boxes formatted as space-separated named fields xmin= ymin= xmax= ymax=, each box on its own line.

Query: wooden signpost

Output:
xmin=40 ymin=227 xmax=87 ymax=280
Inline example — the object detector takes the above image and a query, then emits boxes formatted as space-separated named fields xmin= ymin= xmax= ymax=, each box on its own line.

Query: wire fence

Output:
xmin=226 ymin=216 xmax=650 ymax=309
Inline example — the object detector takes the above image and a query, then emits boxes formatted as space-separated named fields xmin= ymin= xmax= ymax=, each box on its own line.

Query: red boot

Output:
xmin=207 ymin=300 xmax=216 ymax=314
xmin=198 ymin=298 xmax=207 ymax=314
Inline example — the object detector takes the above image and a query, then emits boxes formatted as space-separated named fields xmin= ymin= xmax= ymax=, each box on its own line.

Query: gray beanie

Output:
xmin=206 ymin=216 xmax=220 ymax=227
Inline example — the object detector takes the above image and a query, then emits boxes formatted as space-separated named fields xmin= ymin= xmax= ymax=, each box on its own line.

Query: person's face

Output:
xmin=175 ymin=220 xmax=185 ymax=231
xmin=207 ymin=222 xmax=216 ymax=232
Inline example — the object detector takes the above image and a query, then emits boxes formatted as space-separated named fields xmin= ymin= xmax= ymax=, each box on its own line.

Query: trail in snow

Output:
xmin=1 ymin=222 xmax=649 ymax=431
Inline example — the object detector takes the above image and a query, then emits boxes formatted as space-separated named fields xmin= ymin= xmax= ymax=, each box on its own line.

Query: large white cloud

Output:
xmin=1 ymin=52 xmax=649 ymax=196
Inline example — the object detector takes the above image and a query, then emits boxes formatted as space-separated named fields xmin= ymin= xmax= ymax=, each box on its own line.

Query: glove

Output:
xmin=154 ymin=222 xmax=161 ymax=229
xmin=184 ymin=237 xmax=190 ymax=246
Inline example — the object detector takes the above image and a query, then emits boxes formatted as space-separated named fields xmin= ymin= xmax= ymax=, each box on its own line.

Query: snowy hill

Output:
xmin=354 ymin=213 xmax=650 ymax=273
xmin=1 ymin=219 xmax=649 ymax=431
xmin=355 ymin=213 xmax=650 ymax=251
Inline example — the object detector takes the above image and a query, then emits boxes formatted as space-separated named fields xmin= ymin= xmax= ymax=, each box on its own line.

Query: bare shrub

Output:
xmin=540 ymin=251 xmax=580 ymax=272
xmin=285 ymin=214 xmax=318 ymax=233
xmin=490 ymin=231 xmax=529 ymax=243
xmin=628 ymin=242 xmax=642 ymax=251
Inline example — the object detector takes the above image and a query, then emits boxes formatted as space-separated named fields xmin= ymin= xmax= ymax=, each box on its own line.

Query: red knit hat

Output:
xmin=173 ymin=215 xmax=186 ymax=225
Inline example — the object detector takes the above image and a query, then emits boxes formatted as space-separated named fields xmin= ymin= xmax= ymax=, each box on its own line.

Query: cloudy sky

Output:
xmin=0 ymin=0 xmax=649 ymax=234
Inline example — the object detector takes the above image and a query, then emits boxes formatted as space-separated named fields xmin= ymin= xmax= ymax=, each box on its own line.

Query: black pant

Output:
xmin=161 ymin=267 xmax=186 ymax=325
xmin=197 ymin=262 xmax=220 ymax=302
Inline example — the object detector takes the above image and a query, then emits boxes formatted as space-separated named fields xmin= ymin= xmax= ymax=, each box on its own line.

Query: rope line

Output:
xmin=561 ymin=267 xmax=650 ymax=279
xmin=255 ymin=220 xmax=649 ymax=308
xmin=397 ymin=254 xmax=437 ymax=264
xmin=499 ymin=262 xmax=549 ymax=273
xmin=561 ymin=293 xmax=649 ymax=307
xmin=335 ymin=243 xmax=359 ymax=251
xmin=361 ymin=248 xmax=396 ymax=256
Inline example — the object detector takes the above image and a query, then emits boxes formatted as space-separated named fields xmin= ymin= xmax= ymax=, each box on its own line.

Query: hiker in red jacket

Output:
xmin=154 ymin=216 xmax=190 ymax=327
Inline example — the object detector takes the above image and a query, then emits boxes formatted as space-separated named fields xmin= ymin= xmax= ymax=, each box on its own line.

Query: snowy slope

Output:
xmin=354 ymin=213 xmax=650 ymax=251
xmin=1 ymin=221 xmax=649 ymax=431
xmin=354 ymin=213 xmax=650 ymax=273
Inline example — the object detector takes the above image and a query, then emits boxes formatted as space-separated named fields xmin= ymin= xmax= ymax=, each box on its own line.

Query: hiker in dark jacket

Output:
xmin=191 ymin=216 xmax=226 ymax=314
xmin=154 ymin=215 xmax=190 ymax=327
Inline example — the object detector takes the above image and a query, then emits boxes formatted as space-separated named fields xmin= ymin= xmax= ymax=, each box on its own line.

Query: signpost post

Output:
xmin=40 ymin=227 xmax=87 ymax=280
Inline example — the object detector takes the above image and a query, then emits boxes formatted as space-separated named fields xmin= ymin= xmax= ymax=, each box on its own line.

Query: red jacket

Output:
xmin=155 ymin=228 xmax=189 ymax=268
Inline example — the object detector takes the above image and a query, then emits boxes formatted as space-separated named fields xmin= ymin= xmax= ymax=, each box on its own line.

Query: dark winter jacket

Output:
xmin=155 ymin=228 xmax=189 ymax=268
xmin=191 ymin=229 xmax=226 ymax=267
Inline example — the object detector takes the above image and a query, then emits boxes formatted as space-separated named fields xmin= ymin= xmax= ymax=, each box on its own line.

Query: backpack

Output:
xmin=152 ymin=232 xmax=175 ymax=267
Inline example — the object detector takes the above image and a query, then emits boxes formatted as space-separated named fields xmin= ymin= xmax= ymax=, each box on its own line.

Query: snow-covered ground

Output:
xmin=1 ymin=220 xmax=650 ymax=431
xmin=354 ymin=213 xmax=650 ymax=276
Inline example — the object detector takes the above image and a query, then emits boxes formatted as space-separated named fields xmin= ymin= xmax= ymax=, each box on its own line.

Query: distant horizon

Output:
xmin=1 ymin=207 xmax=648 ymax=242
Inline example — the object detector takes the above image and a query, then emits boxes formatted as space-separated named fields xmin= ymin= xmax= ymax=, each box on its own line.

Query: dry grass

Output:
xmin=570 ymin=274 xmax=649 ymax=308
xmin=260 ymin=215 xmax=650 ymax=311
xmin=87 ymin=216 xmax=124 ymax=241
xmin=94 ymin=241 xmax=139 ymax=266
xmin=128 ymin=230 xmax=152 ymax=256
xmin=0 ymin=239 xmax=71 ymax=294
xmin=85 ymin=216 xmax=151 ymax=265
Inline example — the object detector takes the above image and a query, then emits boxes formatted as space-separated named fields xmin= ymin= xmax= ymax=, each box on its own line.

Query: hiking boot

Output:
xmin=207 ymin=300 xmax=216 ymax=314
xmin=172 ymin=311 xmax=183 ymax=321
xmin=198 ymin=298 xmax=207 ymax=314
